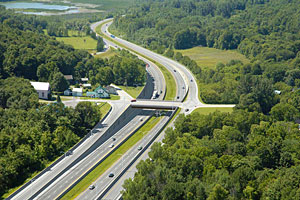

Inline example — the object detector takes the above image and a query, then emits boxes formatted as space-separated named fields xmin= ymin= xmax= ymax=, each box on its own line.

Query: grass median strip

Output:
xmin=61 ymin=115 xmax=163 ymax=200
xmin=96 ymin=21 xmax=176 ymax=101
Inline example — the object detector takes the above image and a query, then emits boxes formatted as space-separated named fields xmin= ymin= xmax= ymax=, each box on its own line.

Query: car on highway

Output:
xmin=108 ymin=173 xmax=114 ymax=177
xmin=109 ymin=144 xmax=114 ymax=148
xmin=191 ymin=79 xmax=193 ymax=82
xmin=185 ymin=108 xmax=189 ymax=112
xmin=89 ymin=185 xmax=95 ymax=190
xmin=138 ymin=146 xmax=143 ymax=150
xmin=177 ymin=96 xmax=179 ymax=99
xmin=182 ymin=86 xmax=185 ymax=89
xmin=131 ymin=99 xmax=136 ymax=102
xmin=112 ymin=137 xmax=116 ymax=141
xmin=174 ymin=69 xmax=176 ymax=72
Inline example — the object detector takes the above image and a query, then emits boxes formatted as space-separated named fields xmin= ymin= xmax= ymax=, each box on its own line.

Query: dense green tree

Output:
xmin=50 ymin=72 xmax=69 ymax=92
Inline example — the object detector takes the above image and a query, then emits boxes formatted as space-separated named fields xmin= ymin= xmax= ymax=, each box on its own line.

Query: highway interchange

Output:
xmin=7 ymin=18 xmax=234 ymax=200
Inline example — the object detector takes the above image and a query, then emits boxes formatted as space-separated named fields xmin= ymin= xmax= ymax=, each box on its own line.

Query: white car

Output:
xmin=109 ymin=144 xmax=114 ymax=148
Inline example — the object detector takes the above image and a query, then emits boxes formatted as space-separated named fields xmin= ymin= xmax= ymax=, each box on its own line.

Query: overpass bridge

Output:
xmin=131 ymin=99 xmax=235 ymax=111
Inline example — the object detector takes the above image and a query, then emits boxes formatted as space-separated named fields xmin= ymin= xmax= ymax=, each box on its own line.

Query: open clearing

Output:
xmin=56 ymin=36 xmax=97 ymax=50
xmin=175 ymin=47 xmax=249 ymax=69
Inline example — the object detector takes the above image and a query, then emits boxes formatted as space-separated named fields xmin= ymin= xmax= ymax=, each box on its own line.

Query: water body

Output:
xmin=0 ymin=2 xmax=76 ymax=10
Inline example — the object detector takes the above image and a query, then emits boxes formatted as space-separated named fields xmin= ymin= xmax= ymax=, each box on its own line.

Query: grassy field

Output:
xmin=56 ymin=36 xmax=97 ymax=50
xmin=175 ymin=47 xmax=249 ymax=69
xmin=192 ymin=107 xmax=234 ymax=115
xmin=118 ymin=85 xmax=144 ymax=99
xmin=94 ymin=47 xmax=117 ymax=59
xmin=61 ymin=115 xmax=162 ymax=200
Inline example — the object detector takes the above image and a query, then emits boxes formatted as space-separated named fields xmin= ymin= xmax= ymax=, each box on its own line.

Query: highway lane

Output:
xmin=10 ymin=101 xmax=129 ymax=200
xmin=35 ymin=109 xmax=153 ymax=200
xmin=76 ymin=111 xmax=173 ymax=200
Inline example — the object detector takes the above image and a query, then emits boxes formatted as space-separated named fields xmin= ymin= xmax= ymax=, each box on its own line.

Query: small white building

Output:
xmin=30 ymin=82 xmax=51 ymax=100
xmin=72 ymin=88 xmax=83 ymax=97
xmin=83 ymin=83 xmax=92 ymax=88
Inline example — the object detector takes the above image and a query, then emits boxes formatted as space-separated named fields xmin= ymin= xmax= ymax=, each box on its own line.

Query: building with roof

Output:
xmin=81 ymin=78 xmax=89 ymax=83
xmin=30 ymin=82 xmax=51 ymax=100
xmin=72 ymin=88 xmax=83 ymax=97
xmin=86 ymin=86 xmax=110 ymax=98
xmin=105 ymin=85 xmax=118 ymax=95
xmin=64 ymin=89 xmax=72 ymax=96
xmin=64 ymin=75 xmax=74 ymax=85
xmin=83 ymin=83 xmax=92 ymax=88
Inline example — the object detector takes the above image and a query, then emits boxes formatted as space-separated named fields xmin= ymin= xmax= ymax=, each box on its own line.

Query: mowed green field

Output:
xmin=192 ymin=107 xmax=234 ymax=115
xmin=56 ymin=36 xmax=97 ymax=50
xmin=175 ymin=47 xmax=249 ymax=69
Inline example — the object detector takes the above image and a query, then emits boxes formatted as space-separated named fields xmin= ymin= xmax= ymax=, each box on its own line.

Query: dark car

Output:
xmin=185 ymin=108 xmax=189 ymax=112
xmin=177 ymin=96 xmax=180 ymax=99
xmin=112 ymin=137 xmax=116 ymax=141
xmin=109 ymin=173 xmax=114 ymax=177
xmin=131 ymin=99 xmax=136 ymax=102
xmin=174 ymin=70 xmax=176 ymax=72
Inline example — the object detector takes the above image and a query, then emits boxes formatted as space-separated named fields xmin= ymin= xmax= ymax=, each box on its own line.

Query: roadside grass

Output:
xmin=79 ymin=94 xmax=120 ymax=100
xmin=94 ymin=47 xmax=117 ymax=59
xmin=118 ymin=86 xmax=143 ymax=99
xmin=192 ymin=107 xmax=233 ymax=115
xmin=61 ymin=115 xmax=162 ymax=200
xmin=98 ymin=102 xmax=111 ymax=120
xmin=95 ymin=22 xmax=176 ymax=101
xmin=175 ymin=47 xmax=249 ymax=69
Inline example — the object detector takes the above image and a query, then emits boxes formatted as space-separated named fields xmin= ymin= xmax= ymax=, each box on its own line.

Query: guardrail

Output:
xmin=95 ymin=107 xmax=178 ymax=200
